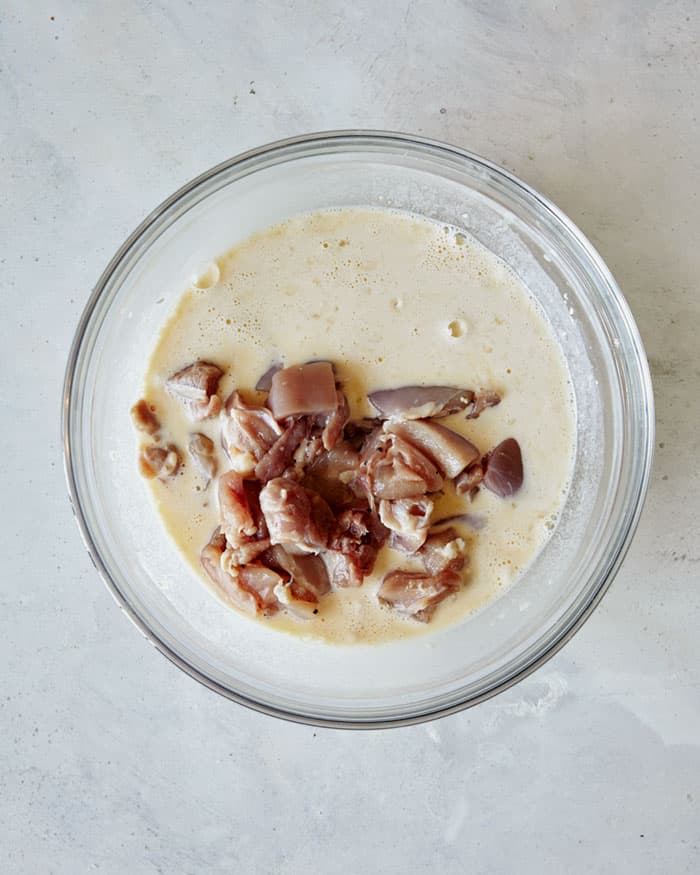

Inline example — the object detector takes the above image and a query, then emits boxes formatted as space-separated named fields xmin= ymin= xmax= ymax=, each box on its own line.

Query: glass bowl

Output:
xmin=63 ymin=131 xmax=654 ymax=728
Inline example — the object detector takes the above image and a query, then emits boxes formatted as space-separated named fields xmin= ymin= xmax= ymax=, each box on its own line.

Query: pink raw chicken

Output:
xmin=267 ymin=361 xmax=337 ymax=419
xmin=218 ymin=471 xmax=257 ymax=546
xmin=200 ymin=529 xmax=280 ymax=616
xmin=262 ymin=545 xmax=331 ymax=619
xmin=359 ymin=431 xmax=443 ymax=501
xmin=384 ymin=419 xmax=479 ymax=479
xmin=377 ymin=568 xmax=462 ymax=622
xmin=483 ymin=438 xmax=524 ymax=497
xmin=166 ymin=360 xmax=223 ymax=421
xmin=188 ymin=433 xmax=217 ymax=486
xmin=417 ymin=527 xmax=467 ymax=575
xmin=254 ymin=418 xmax=310 ymax=482
xmin=301 ymin=440 xmax=360 ymax=509
xmin=367 ymin=385 xmax=474 ymax=419
xmin=378 ymin=496 xmax=434 ymax=554
xmin=221 ymin=392 xmax=282 ymax=474
xmin=259 ymin=477 xmax=334 ymax=553
xmin=325 ymin=507 xmax=388 ymax=587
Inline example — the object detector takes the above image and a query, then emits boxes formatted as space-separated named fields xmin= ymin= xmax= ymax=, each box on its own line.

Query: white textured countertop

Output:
xmin=2 ymin=2 xmax=698 ymax=872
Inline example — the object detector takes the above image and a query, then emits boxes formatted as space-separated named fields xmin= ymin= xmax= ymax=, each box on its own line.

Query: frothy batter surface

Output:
xmin=142 ymin=208 xmax=575 ymax=643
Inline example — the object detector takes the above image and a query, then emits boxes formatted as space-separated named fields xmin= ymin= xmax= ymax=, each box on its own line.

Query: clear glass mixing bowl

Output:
xmin=63 ymin=131 xmax=654 ymax=728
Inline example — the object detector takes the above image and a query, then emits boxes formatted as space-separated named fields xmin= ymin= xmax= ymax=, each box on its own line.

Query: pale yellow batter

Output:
xmin=141 ymin=208 xmax=575 ymax=643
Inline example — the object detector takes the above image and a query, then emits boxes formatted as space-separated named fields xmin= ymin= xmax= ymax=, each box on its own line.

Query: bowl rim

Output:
xmin=62 ymin=129 xmax=655 ymax=729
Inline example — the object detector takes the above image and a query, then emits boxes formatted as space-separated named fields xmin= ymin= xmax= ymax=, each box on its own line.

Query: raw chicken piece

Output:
xmin=417 ymin=527 xmax=467 ymax=576
xmin=201 ymin=529 xmax=252 ymax=611
xmin=301 ymin=440 xmax=359 ymax=509
xmin=221 ymin=391 xmax=282 ymax=474
xmin=318 ymin=389 xmax=350 ymax=450
xmin=255 ymin=362 xmax=282 ymax=391
xmin=259 ymin=478 xmax=334 ymax=553
xmin=200 ymin=528 xmax=226 ymax=573
xmin=201 ymin=529 xmax=281 ymax=615
xmin=221 ymin=538 xmax=271 ymax=567
xmin=384 ymin=419 xmax=480 ymax=479
xmin=378 ymin=496 xmax=434 ymax=554
xmin=241 ymin=478 xmax=269 ymax=538
xmin=483 ymin=438 xmax=523 ymax=497
xmin=188 ymin=433 xmax=217 ymax=486
xmin=454 ymin=461 xmax=485 ymax=499
xmin=358 ymin=431 xmax=443 ymax=501
xmin=200 ymin=529 xmax=262 ymax=615
xmin=344 ymin=417 xmax=381 ymax=450
xmin=465 ymin=389 xmax=501 ymax=420
xmin=272 ymin=580 xmax=319 ymax=619
xmin=130 ymin=399 xmax=160 ymax=435
xmin=377 ymin=568 xmax=461 ymax=622
xmin=263 ymin=545 xmax=331 ymax=599
xmin=237 ymin=565 xmax=284 ymax=614
xmin=323 ymin=551 xmax=364 ymax=588
xmin=254 ymin=417 xmax=310 ymax=482
xmin=166 ymin=360 xmax=223 ymax=421
xmin=267 ymin=361 xmax=337 ymax=419
xmin=139 ymin=444 xmax=180 ymax=480
xmin=218 ymin=475 xmax=271 ymax=569
xmin=291 ymin=434 xmax=325 ymax=474
xmin=368 ymin=385 xmax=474 ymax=420
xmin=218 ymin=471 xmax=257 ymax=546
xmin=325 ymin=507 xmax=388 ymax=587
xmin=263 ymin=545 xmax=331 ymax=619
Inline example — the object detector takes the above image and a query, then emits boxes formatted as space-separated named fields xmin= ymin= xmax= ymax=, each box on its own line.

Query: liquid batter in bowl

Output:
xmin=137 ymin=207 xmax=575 ymax=643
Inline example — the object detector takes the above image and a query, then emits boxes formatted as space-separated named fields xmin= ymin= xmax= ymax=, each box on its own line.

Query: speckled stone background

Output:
xmin=2 ymin=1 xmax=698 ymax=872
